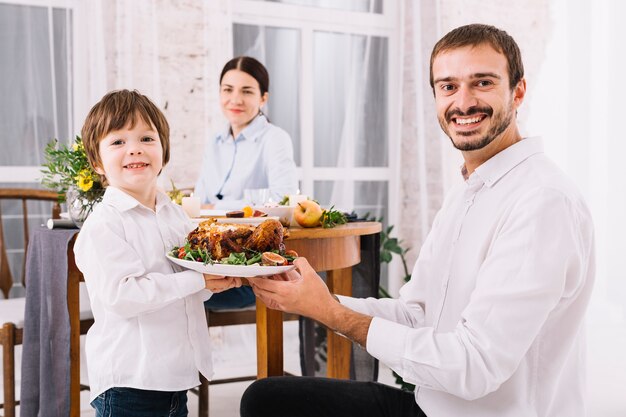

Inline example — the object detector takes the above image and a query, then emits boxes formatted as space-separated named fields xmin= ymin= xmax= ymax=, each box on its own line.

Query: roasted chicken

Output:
xmin=187 ymin=218 xmax=287 ymax=260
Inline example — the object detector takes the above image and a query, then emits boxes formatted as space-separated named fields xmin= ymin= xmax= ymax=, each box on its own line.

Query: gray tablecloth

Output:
xmin=20 ymin=227 xmax=78 ymax=417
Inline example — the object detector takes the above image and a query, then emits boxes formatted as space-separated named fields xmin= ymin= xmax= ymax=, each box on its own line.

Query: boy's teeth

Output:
xmin=126 ymin=163 xmax=146 ymax=168
xmin=457 ymin=116 xmax=482 ymax=125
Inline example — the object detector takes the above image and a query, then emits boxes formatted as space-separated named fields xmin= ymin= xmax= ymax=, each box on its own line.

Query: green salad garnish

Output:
xmin=170 ymin=245 xmax=296 ymax=266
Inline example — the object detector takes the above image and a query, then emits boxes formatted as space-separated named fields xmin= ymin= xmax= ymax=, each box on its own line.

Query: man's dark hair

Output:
xmin=429 ymin=23 xmax=524 ymax=91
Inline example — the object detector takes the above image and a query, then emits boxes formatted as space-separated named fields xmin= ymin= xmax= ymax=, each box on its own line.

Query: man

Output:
xmin=243 ymin=24 xmax=595 ymax=417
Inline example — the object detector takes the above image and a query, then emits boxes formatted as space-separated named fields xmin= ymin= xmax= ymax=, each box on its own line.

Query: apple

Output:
xmin=294 ymin=200 xmax=323 ymax=228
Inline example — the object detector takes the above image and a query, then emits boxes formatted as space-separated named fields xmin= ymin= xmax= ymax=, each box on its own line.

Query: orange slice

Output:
xmin=242 ymin=206 xmax=254 ymax=218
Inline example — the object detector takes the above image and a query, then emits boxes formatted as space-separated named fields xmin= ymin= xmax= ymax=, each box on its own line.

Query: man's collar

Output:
xmin=462 ymin=137 xmax=544 ymax=187
xmin=216 ymin=113 xmax=268 ymax=143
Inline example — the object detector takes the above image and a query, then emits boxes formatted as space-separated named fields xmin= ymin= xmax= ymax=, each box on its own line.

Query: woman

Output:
xmin=196 ymin=56 xmax=297 ymax=310
xmin=195 ymin=56 xmax=297 ymax=211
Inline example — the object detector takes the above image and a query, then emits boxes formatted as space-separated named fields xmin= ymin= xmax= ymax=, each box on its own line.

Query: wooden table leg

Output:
xmin=256 ymin=298 xmax=284 ymax=378
xmin=326 ymin=266 xmax=353 ymax=379
xmin=67 ymin=241 xmax=81 ymax=417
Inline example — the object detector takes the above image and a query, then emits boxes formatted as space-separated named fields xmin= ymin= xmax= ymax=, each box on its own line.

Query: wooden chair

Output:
xmin=192 ymin=306 xmax=299 ymax=417
xmin=0 ymin=188 xmax=93 ymax=417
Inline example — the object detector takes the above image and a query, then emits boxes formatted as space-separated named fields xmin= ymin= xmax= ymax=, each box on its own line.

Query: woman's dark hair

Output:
xmin=220 ymin=56 xmax=270 ymax=96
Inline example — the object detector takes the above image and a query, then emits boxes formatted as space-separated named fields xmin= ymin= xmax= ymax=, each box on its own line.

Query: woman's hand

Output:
xmin=203 ymin=273 xmax=243 ymax=293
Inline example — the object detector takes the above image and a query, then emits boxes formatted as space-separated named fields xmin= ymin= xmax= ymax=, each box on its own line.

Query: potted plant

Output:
xmin=40 ymin=136 xmax=104 ymax=227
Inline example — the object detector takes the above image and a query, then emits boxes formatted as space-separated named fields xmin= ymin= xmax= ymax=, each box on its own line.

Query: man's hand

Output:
xmin=248 ymin=258 xmax=334 ymax=320
xmin=248 ymin=258 xmax=373 ymax=347
xmin=203 ymin=273 xmax=242 ymax=293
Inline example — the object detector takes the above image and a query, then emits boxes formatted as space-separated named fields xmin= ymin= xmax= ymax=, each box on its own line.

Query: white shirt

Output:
xmin=74 ymin=186 xmax=213 ymax=401
xmin=194 ymin=114 xmax=298 ymax=210
xmin=340 ymin=137 xmax=595 ymax=417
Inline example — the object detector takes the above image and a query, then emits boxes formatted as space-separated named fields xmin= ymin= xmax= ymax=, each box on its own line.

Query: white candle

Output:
xmin=289 ymin=194 xmax=307 ymax=207
xmin=181 ymin=196 xmax=201 ymax=218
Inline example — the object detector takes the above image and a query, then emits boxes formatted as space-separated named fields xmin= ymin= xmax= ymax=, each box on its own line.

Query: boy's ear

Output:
xmin=94 ymin=165 xmax=105 ymax=175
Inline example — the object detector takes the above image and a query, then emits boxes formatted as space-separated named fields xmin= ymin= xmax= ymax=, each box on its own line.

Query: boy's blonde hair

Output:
xmin=81 ymin=90 xmax=170 ymax=179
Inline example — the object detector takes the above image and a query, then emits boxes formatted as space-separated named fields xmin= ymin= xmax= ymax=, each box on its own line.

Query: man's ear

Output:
xmin=513 ymin=78 xmax=527 ymax=108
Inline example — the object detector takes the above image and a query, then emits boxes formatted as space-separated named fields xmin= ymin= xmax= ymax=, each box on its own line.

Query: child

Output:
xmin=74 ymin=89 xmax=242 ymax=416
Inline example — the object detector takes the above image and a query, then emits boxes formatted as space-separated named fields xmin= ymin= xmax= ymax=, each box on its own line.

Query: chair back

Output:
xmin=0 ymin=188 xmax=61 ymax=298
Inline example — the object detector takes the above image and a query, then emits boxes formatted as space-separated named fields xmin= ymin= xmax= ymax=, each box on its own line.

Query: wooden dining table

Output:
xmin=23 ymin=221 xmax=381 ymax=416
xmin=257 ymin=221 xmax=382 ymax=379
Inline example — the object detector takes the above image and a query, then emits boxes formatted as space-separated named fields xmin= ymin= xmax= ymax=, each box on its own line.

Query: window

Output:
xmin=248 ymin=0 xmax=383 ymax=14
xmin=232 ymin=0 xmax=400 ymax=224
xmin=0 ymin=1 xmax=73 ymax=183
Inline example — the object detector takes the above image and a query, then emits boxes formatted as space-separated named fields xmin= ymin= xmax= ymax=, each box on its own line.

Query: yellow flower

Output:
xmin=72 ymin=141 xmax=84 ymax=152
xmin=75 ymin=169 xmax=94 ymax=192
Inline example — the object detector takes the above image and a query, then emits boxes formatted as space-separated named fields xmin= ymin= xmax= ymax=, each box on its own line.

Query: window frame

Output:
xmin=232 ymin=0 xmax=402 ymax=227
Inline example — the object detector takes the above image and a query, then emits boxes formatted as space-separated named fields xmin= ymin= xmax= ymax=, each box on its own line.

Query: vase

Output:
xmin=66 ymin=186 xmax=102 ymax=228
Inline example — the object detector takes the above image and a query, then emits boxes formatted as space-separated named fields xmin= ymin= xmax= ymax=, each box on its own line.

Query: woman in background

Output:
xmin=195 ymin=56 xmax=297 ymax=211
xmin=196 ymin=56 xmax=297 ymax=310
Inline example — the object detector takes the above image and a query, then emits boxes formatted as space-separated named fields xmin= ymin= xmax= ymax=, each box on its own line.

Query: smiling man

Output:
xmin=241 ymin=24 xmax=595 ymax=417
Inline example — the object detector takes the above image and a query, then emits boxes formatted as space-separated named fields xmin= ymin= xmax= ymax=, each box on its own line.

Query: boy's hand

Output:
xmin=203 ymin=274 xmax=243 ymax=293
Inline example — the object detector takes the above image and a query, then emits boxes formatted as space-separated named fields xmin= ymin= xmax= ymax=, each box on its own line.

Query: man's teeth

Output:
xmin=456 ymin=116 xmax=482 ymax=125
xmin=125 ymin=163 xmax=147 ymax=168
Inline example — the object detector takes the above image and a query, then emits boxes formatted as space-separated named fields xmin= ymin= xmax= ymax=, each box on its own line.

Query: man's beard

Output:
xmin=439 ymin=103 xmax=514 ymax=151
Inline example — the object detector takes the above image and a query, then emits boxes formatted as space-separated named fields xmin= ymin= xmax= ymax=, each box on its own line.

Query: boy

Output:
xmin=75 ymin=89 xmax=242 ymax=416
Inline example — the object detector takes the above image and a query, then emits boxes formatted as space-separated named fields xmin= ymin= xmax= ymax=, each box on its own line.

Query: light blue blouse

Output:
xmin=194 ymin=114 xmax=298 ymax=210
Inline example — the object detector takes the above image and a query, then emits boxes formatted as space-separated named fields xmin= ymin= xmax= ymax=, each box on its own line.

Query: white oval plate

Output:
xmin=166 ymin=253 xmax=295 ymax=277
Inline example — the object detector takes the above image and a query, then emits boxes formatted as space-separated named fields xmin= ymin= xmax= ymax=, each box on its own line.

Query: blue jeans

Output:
xmin=204 ymin=285 xmax=256 ymax=310
xmin=91 ymin=387 xmax=188 ymax=417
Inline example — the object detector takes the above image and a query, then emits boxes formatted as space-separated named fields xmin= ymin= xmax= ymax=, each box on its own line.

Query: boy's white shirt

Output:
xmin=74 ymin=186 xmax=213 ymax=401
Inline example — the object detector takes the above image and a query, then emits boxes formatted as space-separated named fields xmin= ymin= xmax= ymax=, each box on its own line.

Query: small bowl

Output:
xmin=254 ymin=206 xmax=293 ymax=227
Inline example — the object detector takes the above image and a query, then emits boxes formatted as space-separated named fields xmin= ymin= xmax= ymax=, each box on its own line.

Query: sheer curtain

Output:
xmin=0 ymin=2 xmax=72 ymax=169
xmin=525 ymin=0 xmax=626 ymax=412
xmin=313 ymin=31 xmax=388 ymax=217
xmin=233 ymin=24 xmax=302 ymax=165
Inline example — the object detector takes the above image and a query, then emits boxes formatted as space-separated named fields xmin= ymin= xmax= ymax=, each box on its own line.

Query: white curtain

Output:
xmin=525 ymin=1 xmax=626 ymax=412
xmin=233 ymin=24 xmax=302 ymax=165
xmin=405 ymin=0 xmax=625 ymax=412
xmin=0 ymin=2 xmax=72 ymax=169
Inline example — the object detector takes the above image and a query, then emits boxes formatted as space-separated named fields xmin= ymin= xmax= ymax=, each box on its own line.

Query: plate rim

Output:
xmin=166 ymin=253 xmax=295 ymax=277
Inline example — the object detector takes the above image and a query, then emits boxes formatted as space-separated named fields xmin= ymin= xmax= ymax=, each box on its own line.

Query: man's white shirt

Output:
xmin=341 ymin=137 xmax=595 ymax=417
